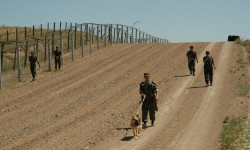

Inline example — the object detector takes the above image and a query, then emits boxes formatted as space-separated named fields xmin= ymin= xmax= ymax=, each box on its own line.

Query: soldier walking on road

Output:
xmin=29 ymin=51 xmax=40 ymax=81
xmin=54 ymin=46 xmax=62 ymax=71
xmin=186 ymin=46 xmax=198 ymax=76
xmin=139 ymin=73 xmax=159 ymax=128
xmin=203 ymin=51 xmax=216 ymax=87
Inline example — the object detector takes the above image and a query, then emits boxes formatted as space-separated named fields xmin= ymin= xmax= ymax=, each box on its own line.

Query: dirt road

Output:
xmin=0 ymin=42 xmax=248 ymax=150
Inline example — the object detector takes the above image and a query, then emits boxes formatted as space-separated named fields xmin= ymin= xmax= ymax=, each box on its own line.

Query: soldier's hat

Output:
xmin=144 ymin=73 xmax=150 ymax=76
xmin=189 ymin=46 xmax=194 ymax=48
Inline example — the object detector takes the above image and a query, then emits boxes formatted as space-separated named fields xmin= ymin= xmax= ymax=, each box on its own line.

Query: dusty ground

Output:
xmin=0 ymin=42 xmax=248 ymax=150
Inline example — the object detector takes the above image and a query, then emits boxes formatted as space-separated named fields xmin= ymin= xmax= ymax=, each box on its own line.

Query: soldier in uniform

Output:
xmin=203 ymin=51 xmax=216 ymax=87
xmin=186 ymin=46 xmax=198 ymax=76
xmin=29 ymin=51 xmax=40 ymax=81
xmin=53 ymin=46 xmax=62 ymax=71
xmin=139 ymin=73 xmax=159 ymax=128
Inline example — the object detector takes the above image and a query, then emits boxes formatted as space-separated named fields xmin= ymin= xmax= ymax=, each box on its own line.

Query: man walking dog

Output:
xmin=139 ymin=73 xmax=159 ymax=128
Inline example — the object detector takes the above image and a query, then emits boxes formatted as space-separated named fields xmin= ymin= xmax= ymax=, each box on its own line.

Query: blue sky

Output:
xmin=0 ymin=0 xmax=249 ymax=42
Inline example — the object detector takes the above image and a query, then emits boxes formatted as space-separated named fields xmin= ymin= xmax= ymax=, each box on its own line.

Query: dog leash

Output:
xmin=136 ymin=97 xmax=145 ymax=115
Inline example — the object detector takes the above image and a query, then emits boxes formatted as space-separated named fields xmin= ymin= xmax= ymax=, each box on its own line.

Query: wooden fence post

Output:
xmin=113 ymin=27 xmax=115 ymax=43
xmin=135 ymin=29 xmax=138 ymax=44
xmin=52 ymin=33 xmax=54 ymax=54
xmin=110 ymin=24 xmax=113 ymax=45
xmin=74 ymin=23 xmax=77 ymax=47
xmin=121 ymin=25 xmax=124 ymax=44
xmin=92 ymin=24 xmax=94 ymax=44
xmin=101 ymin=25 xmax=103 ymax=39
xmin=70 ymin=22 xmax=72 ymax=31
xmin=97 ymin=24 xmax=100 ymax=50
xmin=13 ymin=28 xmax=18 ymax=70
xmin=6 ymin=31 xmax=9 ymax=43
xmin=126 ymin=26 xmax=129 ymax=44
xmin=81 ymin=27 xmax=84 ymax=57
xmin=17 ymin=46 xmax=21 ymax=82
xmin=33 ymin=25 xmax=35 ymax=37
xmin=48 ymin=39 xmax=51 ymax=71
xmin=60 ymin=21 xmax=62 ymax=35
xmin=65 ymin=22 xmax=67 ymax=31
xmin=67 ymin=30 xmax=70 ymax=52
xmin=104 ymin=25 xmax=107 ymax=47
xmin=53 ymin=22 xmax=55 ymax=33
xmin=86 ymin=24 xmax=88 ymax=45
xmin=131 ymin=28 xmax=134 ymax=44
xmin=40 ymin=24 xmax=43 ymax=36
xmin=24 ymin=41 xmax=28 ymax=68
xmin=116 ymin=24 xmax=119 ymax=43
xmin=80 ymin=24 xmax=83 ymax=47
xmin=47 ymin=23 xmax=49 ymax=33
xmin=60 ymin=34 xmax=64 ymax=65
xmin=44 ymin=36 xmax=47 ymax=61
xmin=24 ymin=27 xmax=27 ymax=40
xmin=71 ymin=34 xmax=75 ymax=61
xmin=90 ymin=25 xmax=92 ymax=54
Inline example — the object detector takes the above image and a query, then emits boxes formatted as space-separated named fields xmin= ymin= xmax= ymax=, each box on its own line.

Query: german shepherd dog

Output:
xmin=131 ymin=114 xmax=143 ymax=139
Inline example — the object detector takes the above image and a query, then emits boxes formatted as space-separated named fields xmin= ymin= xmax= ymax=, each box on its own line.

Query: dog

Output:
xmin=131 ymin=114 xmax=143 ymax=139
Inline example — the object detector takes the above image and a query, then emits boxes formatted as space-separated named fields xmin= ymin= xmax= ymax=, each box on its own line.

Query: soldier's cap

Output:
xmin=144 ymin=73 xmax=150 ymax=77
xmin=189 ymin=46 xmax=194 ymax=48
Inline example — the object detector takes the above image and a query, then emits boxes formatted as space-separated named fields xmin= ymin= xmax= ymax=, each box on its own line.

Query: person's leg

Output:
xmin=58 ymin=59 xmax=61 ymax=70
xmin=55 ymin=59 xmax=57 ymax=70
xmin=204 ymin=69 xmax=209 ymax=86
xmin=142 ymin=103 xmax=149 ymax=128
xmin=149 ymin=102 xmax=156 ymax=126
xmin=192 ymin=61 xmax=196 ymax=75
xmin=209 ymin=69 xmax=213 ymax=86
xmin=188 ymin=61 xmax=192 ymax=75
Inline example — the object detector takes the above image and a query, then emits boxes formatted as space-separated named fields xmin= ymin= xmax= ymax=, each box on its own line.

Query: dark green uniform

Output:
xmin=54 ymin=50 xmax=61 ymax=70
xmin=186 ymin=50 xmax=197 ymax=75
xmin=139 ymin=81 xmax=158 ymax=123
xmin=29 ymin=56 xmax=38 ymax=80
xmin=203 ymin=56 xmax=214 ymax=85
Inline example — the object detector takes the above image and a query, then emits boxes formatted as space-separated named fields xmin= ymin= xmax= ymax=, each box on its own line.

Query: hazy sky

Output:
xmin=0 ymin=0 xmax=249 ymax=42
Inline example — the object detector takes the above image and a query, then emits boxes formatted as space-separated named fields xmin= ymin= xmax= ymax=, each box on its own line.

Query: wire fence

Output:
xmin=0 ymin=22 xmax=168 ymax=90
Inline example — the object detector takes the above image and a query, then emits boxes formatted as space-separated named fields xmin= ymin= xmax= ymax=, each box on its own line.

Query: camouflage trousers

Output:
xmin=142 ymin=100 xmax=157 ymax=122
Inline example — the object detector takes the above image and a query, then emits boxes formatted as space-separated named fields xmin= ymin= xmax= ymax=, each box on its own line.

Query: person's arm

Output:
xmin=212 ymin=58 xmax=216 ymax=69
xmin=37 ymin=60 xmax=41 ymax=68
xmin=155 ymin=91 xmax=159 ymax=101
xmin=196 ymin=54 xmax=198 ymax=63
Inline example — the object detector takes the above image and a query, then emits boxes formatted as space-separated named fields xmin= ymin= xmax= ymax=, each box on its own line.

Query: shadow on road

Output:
xmin=121 ymin=136 xmax=134 ymax=141
xmin=174 ymin=75 xmax=190 ymax=77
xmin=188 ymin=86 xmax=207 ymax=89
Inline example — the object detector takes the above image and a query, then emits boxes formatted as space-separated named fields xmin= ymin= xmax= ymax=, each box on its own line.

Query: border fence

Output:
xmin=0 ymin=22 xmax=168 ymax=90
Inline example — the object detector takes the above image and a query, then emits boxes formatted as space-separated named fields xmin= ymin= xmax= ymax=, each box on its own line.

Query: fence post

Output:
xmin=126 ymin=26 xmax=128 ymax=44
xmin=101 ymin=25 xmax=103 ymax=39
xmin=33 ymin=25 xmax=35 ymax=37
xmin=90 ymin=25 xmax=92 ymax=54
xmin=6 ymin=31 xmax=9 ymax=43
xmin=44 ymin=36 xmax=47 ymax=61
xmin=36 ymin=40 xmax=39 ymax=57
xmin=86 ymin=24 xmax=88 ymax=45
xmin=71 ymin=34 xmax=75 ymax=61
xmin=52 ymin=33 xmax=54 ymax=54
xmin=17 ymin=46 xmax=21 ymax=82
xmin=1 ymin=43 xmax=4 ymax=71
xmin=113 ymin=27 xmax=115 ymax=43
xmin=104 ymin=25 xmax=107 ymax=47
xmin=116 ymin=24 xmax=119 ymax=43
xmin=74 ymin=23 xmax=77 ymax=47
xmin=65 ymin=22 xmax=67 ymax=31
xmin=121 ymin=25 xmax=124 ymax=44
xmin=135 ymin=29 xmax=138 ymax=44
xmin=81 ymin=26 xmax=84 ymax=57
xmin=24 ymin=41 xmax=28 ymax=68
xmin=92 ymin=24 xmax=94 ymax=44
xmin=110 ymin=24 xmax=113 ymax=45
xmin=48 ymin=39 xmax=51 ymax=71
xmin=53 ymin=22 xmax=55 ymax=33
xmin=60 ymin=21 xmax=62 ymax=35
xmin=40 ymin=24 xmax=43 ymax=36
xmin=60 ymin=34 xmax=64 ymax=65
xmin=97 ymin=24 xmax=100 ymax=50
xmin=24 ymin=27 xmax=27 ymax=40
xmin=47 ymin=23 xmax=49 ymax=33
xmin=67 ymin=30 xmax=70 ymax=52
xmin=131 ymin=28 xmax=134 ymax=44
xmin=13 ymin=28 xmax=18 ymax=70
